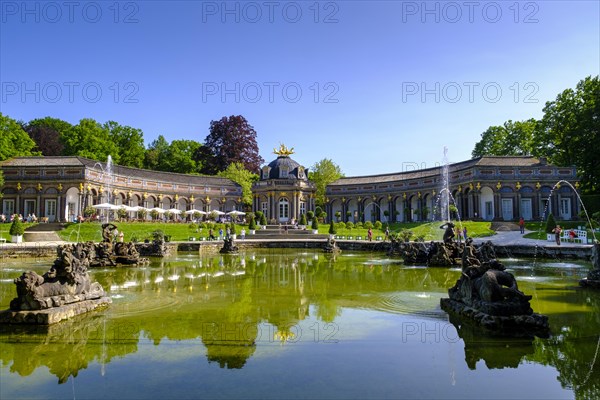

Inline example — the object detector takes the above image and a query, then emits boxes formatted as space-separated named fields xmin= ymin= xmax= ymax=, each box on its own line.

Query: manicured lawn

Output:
xmin=322 ymin=220 xmax=494 ymax=241
xmin=0 ymin=222 xmax=38 ymax=243
xmin=523 ymin=220 xmax=599 ymax=242
xmin=56 ymin=220 xmax=497 ymax=243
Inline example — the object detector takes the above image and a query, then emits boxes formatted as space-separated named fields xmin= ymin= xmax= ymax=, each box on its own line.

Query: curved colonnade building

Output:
xmin=0 ymin=154 xmax=580 ymax=223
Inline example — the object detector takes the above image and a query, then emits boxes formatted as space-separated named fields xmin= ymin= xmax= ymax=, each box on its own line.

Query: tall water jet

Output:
xmin=105 ymin=155 xmax=113 ymax=206
xmin=441 ymin=147 xmax=450 ymax=222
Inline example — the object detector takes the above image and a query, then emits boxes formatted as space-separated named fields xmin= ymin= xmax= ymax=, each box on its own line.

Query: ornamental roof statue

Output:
xmin=273 ymin=143 xmax=295 ymax=157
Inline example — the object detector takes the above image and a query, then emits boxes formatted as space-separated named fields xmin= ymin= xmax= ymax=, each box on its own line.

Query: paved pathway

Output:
xmin=473 ymin=230 xmax=594 ymax=247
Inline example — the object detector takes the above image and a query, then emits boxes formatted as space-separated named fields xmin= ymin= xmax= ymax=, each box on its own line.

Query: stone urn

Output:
xmin=11 ymin=235 xmax=23 ymax=243
xmin=249 ymin=229 xmax=256 ymax=235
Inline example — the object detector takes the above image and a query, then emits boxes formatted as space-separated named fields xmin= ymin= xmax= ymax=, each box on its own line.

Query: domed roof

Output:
xmin=261 ymin=155 xmax=308 ymax=181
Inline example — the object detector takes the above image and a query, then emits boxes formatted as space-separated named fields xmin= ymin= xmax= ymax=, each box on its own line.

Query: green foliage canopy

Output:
xmin=309 ymin=158 xmax=344 ymax=206
xmin=0 ymin=113 xmax=38 ymax=161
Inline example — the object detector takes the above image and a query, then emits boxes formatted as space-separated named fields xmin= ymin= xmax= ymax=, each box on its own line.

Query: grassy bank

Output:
xmin=55 ymin=220 xmax=495 ymax=243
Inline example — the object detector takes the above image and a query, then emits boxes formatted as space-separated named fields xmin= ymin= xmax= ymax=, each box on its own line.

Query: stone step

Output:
xmin=23 ymin=231 xmax=63 ymax=242
xmin=491 ymin=222 xmax=521 ymax=231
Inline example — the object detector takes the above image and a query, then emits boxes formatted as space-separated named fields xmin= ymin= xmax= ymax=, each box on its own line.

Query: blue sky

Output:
xmin=1 ymin=1 xmax=598 ymax=176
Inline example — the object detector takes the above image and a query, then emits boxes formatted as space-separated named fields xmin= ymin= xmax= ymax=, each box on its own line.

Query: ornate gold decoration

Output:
xmin=575 ymin=182 xmax=580 ymax=190
xmin=57 ymin=183 xmax=63 ymax=192
xmin=37 ymin=183 xmax=42 ymax=192
xmin=535 ymin=182 xmax=541 ymax=190
xmin=358 ymin=196 xmax=362 ymax=202
xmin=342 ymin=197 xmax=346 ymax=203
xmin=555 ymin=183 xmax=561 ymax=190
xmin=273 ymin=143 xmax=295 ymax=156
xmin=496 ymin=182 xmax=502 ymax=191
xmin=516 ymin=182 xmax=522 ymax=191
xmin=476 ymin=182 xmax=481 ymax=191
xmin=87 ymin=183 xmax=92 ymax=192
xmin=190 ymin=195 xmax=195 ymax=203
xmin=457 ymin=185 xmax=462 ymax=193
xmin=175 ymin=194 xmax=179 ymax=201
xmin=432 ymin=189 xmax=436 ymax=196
xmin=417 ymin=192 xmax=421 ymax=199
xmin=99 ymin=186 xmax=104 ymax=194
xmin=78 ymin=183 xmax=83 ymax=192
xmin=128 ymin=190 xmax=133 ymax=198
xmin=205 ymin=196 xmax=210 ymax=202
xmin=143 ymin=192 xmax=149 ymax=199
xmin=280 ymin=192 xmax=287 ymax=196
xmin=112 ymin=189 xmax=118 ymax=196
xmin=325 ymin=197 xmax=329 ymax=203
xmin=402 ymin=193 xmax=407 ymax=199
xmin=387 ymin=194 xmax=392 ymax=200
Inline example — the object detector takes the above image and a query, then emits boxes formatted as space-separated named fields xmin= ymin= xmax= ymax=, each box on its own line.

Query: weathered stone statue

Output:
xmin=220 ymin=236 xmax=239 ymax=254
xmin=441 ymin=246 xmax=549 ymax=337
xmin=580 ymin=243 xmax=600 ymax=288
xmin=440 ymin=222 xmax=455 ymax=244
xmin=323 ymin=237 xmax=341 ymax=253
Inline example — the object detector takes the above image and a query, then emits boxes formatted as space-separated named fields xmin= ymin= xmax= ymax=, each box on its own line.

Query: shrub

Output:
xmin=189 ymin=223 xmax=199 ymax=233
xmin=84 ymin=206 xmax=95 ymax=217
xmin=117 ymin=208 xmax=127 ymax=220
xmin=230 ymin=221 xmax=236 ymax=235
xmin=374 ymin=221 xmax=382 ymax=230
xmin=335 ymin=211 xmax=341 ymax=220
xmin=336 ymin=222 xmax=346 ymax=230
xmin=299 ymin=213 xmax=307 ymax=226
xmin=255 ymin=211 xmax=264 ymax=221
xmin=364 ymin=221 xmax=373 ymax=229
xmin=307 ymin=211 xmax=314 ymax=220
xmin=545 ymin=213 xmax=557 ymax=233
xmin=315 ymin=207 xmax=323 ymax=218
xmin=345 ymin=221 xmax=354 ymax=230
xmin=248 ymin=215 xmax=256 ymax=230
xmin=346 ymin=211 xmax=352 ymax=219
xmin=130 ymin=234 xmax=139 ymax=243
xmin=260 ymin=213 xmax=267 ymax=226
xmin=151 ymin=230 xmax=165 ymax=241
xmin=193 ymin=211 xmax=202 ymax=220
xmin=329 ymin=220 xmax=337 ymax=235
xmin=355 ymin=221 xmax=363 ymax=229
xmin=199 ymin=222 xmax=207 ymax=229
xmin=137 ymin=209 xmax=147 ymax=220
xmin=9 ymin=217 xmax=25 ymax=236
xmin=246 ymin=212 xmax=255 ymax=222
xmin=311 ymin=217 xmax=319 ymax=230
xmin=320 ymin=212 xmax=327 ymax=222
xmin=150 ymin=210 xmax=159 ymax=220
xmin=398 ymin=229 xmax=413 ymax=242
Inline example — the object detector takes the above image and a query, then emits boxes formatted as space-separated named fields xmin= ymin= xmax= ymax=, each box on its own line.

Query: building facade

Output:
xmin=1 ymin=154 xmax=580 ymax=223
xmin=251 ymin=145 xmax=316 ymax=223
xmin=0 ymin=157 xmax=242 ymax=222
xmin=325 ymin=156 xmax=580 ymax=223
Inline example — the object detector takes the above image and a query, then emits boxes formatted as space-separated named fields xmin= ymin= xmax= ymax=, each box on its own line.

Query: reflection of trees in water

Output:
xmin=526 ymin=288 xmax=600 ymax=400
xmin=0 ymin=315 xmax=138 ymax=384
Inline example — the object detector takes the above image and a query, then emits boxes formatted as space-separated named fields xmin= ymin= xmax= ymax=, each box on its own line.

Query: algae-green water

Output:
xmin=1 ymin=250 xmax=599 ymax=399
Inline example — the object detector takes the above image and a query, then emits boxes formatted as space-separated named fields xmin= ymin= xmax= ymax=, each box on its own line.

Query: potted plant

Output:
xmin=230 ymin=221 xmax=237 ymax=239
xmin=346 ymin=210 xmax=352 ymax=221
xmin=335 ymin=211 xmax=341 ymax=221
xmin=9 ymin=216 xmax=25 ymax=243
xmin=307 ymin=211 xmax=314 ymax=224
xmin=299 ymin=213 xmax=307 ymax=229
xmin=311 ymin=217 xmax=319 ymax=234
xmin=260 ymin=213 xmax=267 ymax=229
xmin=248 ymin=215 xmax=256 ymax=234
xmin=137 ymin=209 xmax=148 ymax=220
xmin=328 ymin=220 xmax=337 ymax=238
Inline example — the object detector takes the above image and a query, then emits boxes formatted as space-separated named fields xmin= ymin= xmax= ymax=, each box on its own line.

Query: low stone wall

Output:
xmin=493 ymin=244 xmax=593 ymax=260
xmin=176 ymin=239 xmax=391 ymax=253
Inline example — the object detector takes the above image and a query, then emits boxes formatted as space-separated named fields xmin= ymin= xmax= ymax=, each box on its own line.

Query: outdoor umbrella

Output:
xmin=185 ymin=209 xmax=206 ymax=215
xmin=92 ymin=203 xmax=120 ymax=210
xmin=167 ymin=208 xmax=183 ymax=214
xmin=226 ymin=210 xmax=246 ymax=216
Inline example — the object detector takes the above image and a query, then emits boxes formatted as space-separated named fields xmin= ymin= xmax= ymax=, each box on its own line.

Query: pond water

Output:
xmin=1 ymin=250 xmax=599 ymax=399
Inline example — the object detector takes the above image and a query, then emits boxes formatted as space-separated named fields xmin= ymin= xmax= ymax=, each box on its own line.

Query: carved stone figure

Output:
xmin=440 ymin=222 xmax=455 ymax=244
xmin=580 ymin=243 xmax=600 ymax=288
xmin=10 ymin=245 xmax=106 ymax=311
xmin=220 ymin=236 xmax=239 ymax=254
xmin=323 ymin=237 xmax=341 ymax=253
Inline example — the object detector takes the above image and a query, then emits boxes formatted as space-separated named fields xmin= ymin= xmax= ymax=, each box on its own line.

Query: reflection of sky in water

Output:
xmin=1 ymin=253 xmax=598 ymax=399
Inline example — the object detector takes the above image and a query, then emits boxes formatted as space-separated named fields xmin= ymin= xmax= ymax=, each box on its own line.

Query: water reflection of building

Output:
xmin=1 ymin=154 xmax=579 ymax=223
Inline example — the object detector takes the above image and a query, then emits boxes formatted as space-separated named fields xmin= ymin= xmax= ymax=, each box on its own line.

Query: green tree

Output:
xmin=167 ymin=139 xmax=202 ymax=174
xmin=534 ymin=76 xmax=600 ymax=192
xmin=61 ymin=118 xmax=119 ymax=162
xmin=144 ymin=135 xmax=170 ymax=170
xmin=329 ymin=220 xmax=337 ymax=235
xmin=546 ymin=213 xmax=557 ymax=233
xmin=24 ymin=117 xmax=72 ymax=156
xmin=218 ymin=162 xmax=259 ymax=207
xmin=198 ymin=115 xmax=264 ymax=175
xmin=471 ymin=119 xmax=537 ymax=158
xmin=309 ymin=158 xmax=344 ymax=206
xmin=105 ymin=121 xmax=145 ymax=168
xmin=0 ymin=113 xmax=38 ymax=161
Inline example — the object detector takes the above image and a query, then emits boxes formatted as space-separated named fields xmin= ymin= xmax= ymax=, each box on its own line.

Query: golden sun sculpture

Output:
xmin=273 ymin=143 xmax=295 ymax=156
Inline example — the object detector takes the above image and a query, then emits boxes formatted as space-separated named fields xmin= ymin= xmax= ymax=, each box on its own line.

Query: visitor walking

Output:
xmin=552 ymin=225 xmax=562 ymax=245
xmin=384 ymin=226 xmax=390 ymax=241
xmin=519 ymin=217 xmax=525 ymax=234
xmin=241 ymin=228 xmax=246 ymax=240
xmin=463 ymin=227 xmax=468 ymax=241
xmin=368 ymin=228 xmax=373 ymax=241
xmin=219 ymin=228 xmax=224 ymax=240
